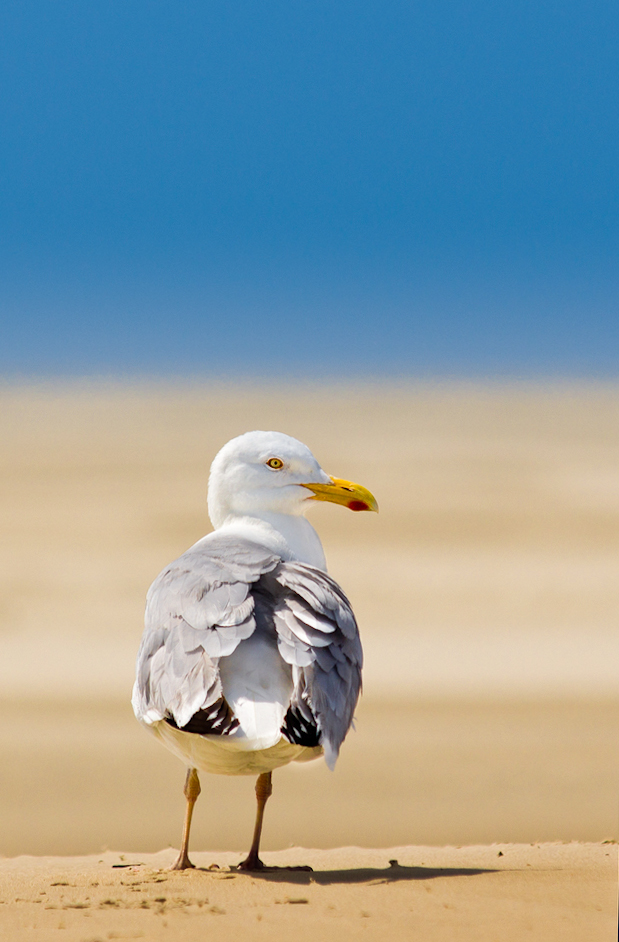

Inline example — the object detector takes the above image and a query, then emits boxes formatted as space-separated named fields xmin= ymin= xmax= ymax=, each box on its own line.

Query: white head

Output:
xmin=207 ymin=431 xmax=329 ymax=528
xmin=207 ymin=430 xmax=378 ymax=529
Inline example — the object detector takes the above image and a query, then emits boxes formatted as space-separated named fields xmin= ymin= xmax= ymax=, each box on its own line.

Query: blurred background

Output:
xmin=0 ymin=1 xmax=618 ymax=855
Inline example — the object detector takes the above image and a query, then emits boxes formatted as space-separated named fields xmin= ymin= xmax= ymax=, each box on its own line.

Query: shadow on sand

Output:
xmin=225 ymin=859 xmax=496 ymax=885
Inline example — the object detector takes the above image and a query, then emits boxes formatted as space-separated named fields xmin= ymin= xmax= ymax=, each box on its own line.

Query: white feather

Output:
xmin=218 ymin=630 xmax=293 ymax=750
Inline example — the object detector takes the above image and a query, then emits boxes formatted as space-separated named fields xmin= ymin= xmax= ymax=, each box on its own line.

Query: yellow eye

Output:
xmin=266 ymin=457 xmax=284 ymax=470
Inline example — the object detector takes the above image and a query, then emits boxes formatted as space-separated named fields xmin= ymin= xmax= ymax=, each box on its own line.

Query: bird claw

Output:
xmin=170 ymin=852 xmax=195 ymax=871
xmin=237 ymin=853 xmax=265 ymax=871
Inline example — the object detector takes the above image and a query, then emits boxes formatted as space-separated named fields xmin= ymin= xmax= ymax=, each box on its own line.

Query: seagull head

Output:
xmin=207 ymin=430 xmax=378 ymax=529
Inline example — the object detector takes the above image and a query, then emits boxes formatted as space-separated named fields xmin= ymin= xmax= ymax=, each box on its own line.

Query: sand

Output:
xmin=0 ymin=844 xmax=616 ymax=941
xmin=0 ymin=382 xmax=618 ymax=937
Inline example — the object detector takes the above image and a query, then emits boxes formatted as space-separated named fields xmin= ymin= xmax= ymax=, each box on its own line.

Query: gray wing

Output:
xmin=264 ymin=561 xmax=363 ymax=769
xmin=131 ymin=535 xmax=279 ymax=729
xmin=132 ymin=535 xmax=363 ymax=770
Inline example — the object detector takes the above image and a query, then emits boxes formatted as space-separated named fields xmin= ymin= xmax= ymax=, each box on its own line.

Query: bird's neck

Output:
xmin=217 ymin=512 xmax=327 ymax=570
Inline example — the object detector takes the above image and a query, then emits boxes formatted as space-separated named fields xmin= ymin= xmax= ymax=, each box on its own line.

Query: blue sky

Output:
xmin=1 ymin=1 xmax=618 ymax=377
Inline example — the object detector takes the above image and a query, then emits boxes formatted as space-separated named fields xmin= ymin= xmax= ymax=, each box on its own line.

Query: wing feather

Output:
xmin=266 ymin=561 xmax=363 ymax=768
xmin=132 ymin=534 xmax=363 ymax=770
xmin=132 ymin=535 xmax=279 ymax=730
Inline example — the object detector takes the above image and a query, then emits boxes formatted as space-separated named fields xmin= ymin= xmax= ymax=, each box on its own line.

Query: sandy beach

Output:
xmin=0 ymin=382 xmax=618 ymax=937
xmin=0 ymin=844 xmax=616 ymax=942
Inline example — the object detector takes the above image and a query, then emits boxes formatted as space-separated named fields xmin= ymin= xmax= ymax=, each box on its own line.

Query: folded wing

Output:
xmin=265 ymin=562 xmax=363 ymax=769
xmin=132 ymin=535 xmax=279 ymax=730
xmin=132 ymin=535 xmax=363 ymax=768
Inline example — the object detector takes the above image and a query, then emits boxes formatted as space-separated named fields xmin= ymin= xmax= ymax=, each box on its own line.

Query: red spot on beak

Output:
xmin=347 ymin=499 xmax=369 ymax=512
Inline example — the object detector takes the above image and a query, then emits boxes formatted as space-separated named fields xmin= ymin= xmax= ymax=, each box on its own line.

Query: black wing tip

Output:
xmin=281 ymin=705 xmax=321 ymax=747
xmin=165 ymin=697 xmax=240 ymax=736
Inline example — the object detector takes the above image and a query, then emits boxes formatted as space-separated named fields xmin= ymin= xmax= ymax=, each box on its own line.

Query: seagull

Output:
xmin=132 ymin=430 xmax=378 ymax=871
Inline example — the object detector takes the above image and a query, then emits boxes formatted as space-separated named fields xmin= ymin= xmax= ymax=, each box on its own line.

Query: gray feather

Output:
xmin=267 ymin=561 xmax=362 ymax=767
xmin=134 ymin=534 xmax=277 ymax=728
xmin=133 ymin=533 xmax=362 ymax=767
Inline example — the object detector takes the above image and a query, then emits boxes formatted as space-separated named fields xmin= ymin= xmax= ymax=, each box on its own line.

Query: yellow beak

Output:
xmin=302 ymin=476 xmax=379 ymax=513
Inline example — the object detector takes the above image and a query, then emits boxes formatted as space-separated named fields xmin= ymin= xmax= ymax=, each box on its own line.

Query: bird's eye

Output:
xmin=266 ymin=457 xmax=284 ymax=470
